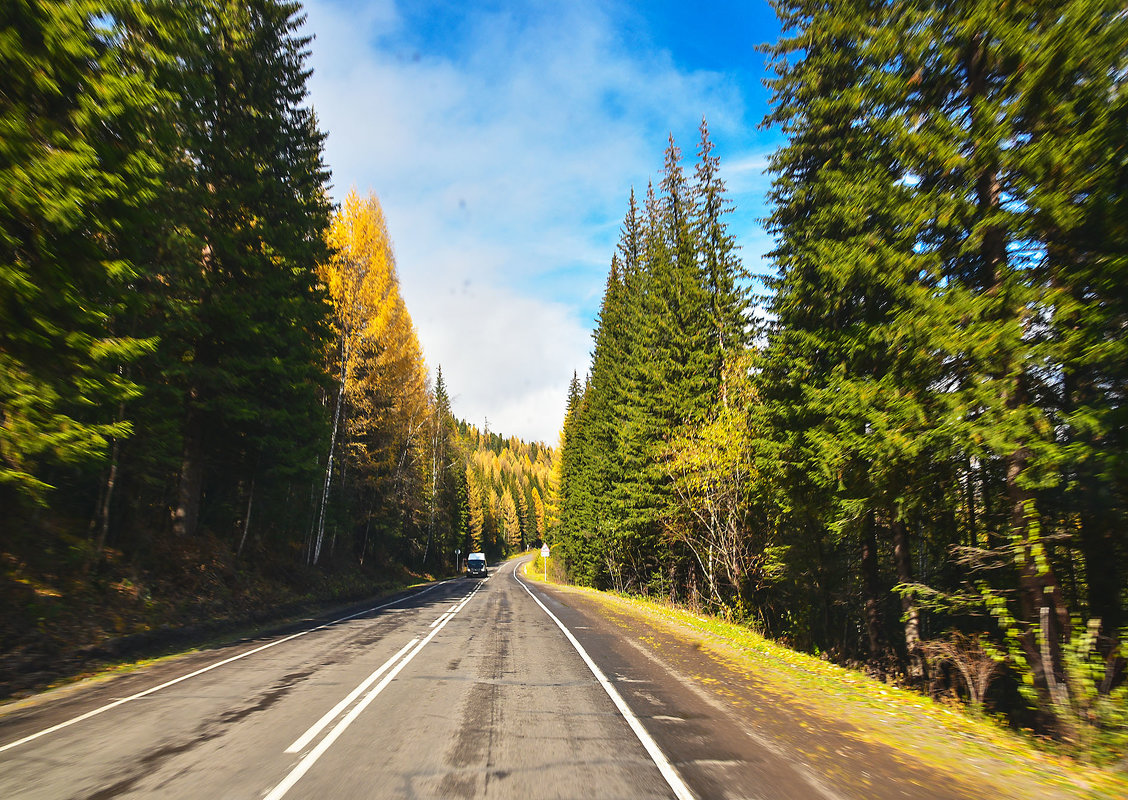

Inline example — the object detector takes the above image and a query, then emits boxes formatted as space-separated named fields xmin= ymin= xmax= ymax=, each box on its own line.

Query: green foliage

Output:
xmin=557 ymin=0 xmax=1128 ymax=753
xmin=4 ymin=2 xmax=384 ymax=582
xmin=664 ymin=353 xmax=764 ymax=615
xmin=753 ymin=0 xmax=1128 ymax=738
xmin=556 ymin=125 xmax=751 ymax=598
xmin=1061 ymin=620 xmax=1128 ymax=762
xmin=418 ymin=366 xmax=468 ymax=573
xmin=0 ymin=1 xmax=166 ymax=500
xmin=163 ymin=0 xmax=334 ymax=534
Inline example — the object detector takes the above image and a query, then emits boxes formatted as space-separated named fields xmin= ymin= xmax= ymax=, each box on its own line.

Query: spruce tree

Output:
xmin=581 ymin=255 xmax=627 ymax=583
xmin=693 ymin=118 xmax=750 ymax=406
xmin=759 ymin=0 xmax=876 ymax=650
xmin=0 ymin=2 xmax=167 ymax=502
xmin=167 ymin=0 xmax=332 ymax=539
xmin=606 ymin=188 xmax=656 ymax=587
xmin=648 ymin=136 xmax=715 ymax=432
xmin=762 ymin=0 xmax=1128 ymax=729
xmin=556 ymin=372 xmax=587 ymax=577
xmin=425 ymin=366 xmax=462 ymax=571
xmin=564 ymin=133 xmax=753 ymax=594
xmin=1017 ymin=0 xmax=1128 ymax=637
xmin=876 ymin=0 xmax=1106 ymax=723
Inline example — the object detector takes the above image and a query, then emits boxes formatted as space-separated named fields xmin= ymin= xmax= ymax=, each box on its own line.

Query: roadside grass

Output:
xmin=521 ymin=558 xmax=1128 ymax=800
xmin=0 ymin=649 xmax=205 ymax=717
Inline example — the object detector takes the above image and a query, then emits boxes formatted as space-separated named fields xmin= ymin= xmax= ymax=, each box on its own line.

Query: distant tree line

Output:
xmin=555 ymin=1 xmax=1126 ymax=747
xmin=459 ymin=424 xmax=553 ymax=560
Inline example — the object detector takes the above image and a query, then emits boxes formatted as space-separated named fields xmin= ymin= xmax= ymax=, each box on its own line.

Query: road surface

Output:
xmin=0 ymin=556 xmax=987 ymax=799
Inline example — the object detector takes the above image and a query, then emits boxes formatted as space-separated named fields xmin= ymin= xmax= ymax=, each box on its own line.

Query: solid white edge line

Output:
xmin=513 ymin=565 xmax=696 ymax=800
xmin=0 ymin=581 xmax=451 ymax=755
xmin=284 ymin=637 xmax=419 ymax=754
xmin=264 ymin=585 xmax=481 ymax=800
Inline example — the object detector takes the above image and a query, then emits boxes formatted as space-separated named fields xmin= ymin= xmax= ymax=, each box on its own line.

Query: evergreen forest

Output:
xmin=0 ymin=0 xmax=550 ymax=694
xmin=554 ymin=2 xmax=1127 ymax=751
xmin=3 ymin=0 xmax=1126 ymax=762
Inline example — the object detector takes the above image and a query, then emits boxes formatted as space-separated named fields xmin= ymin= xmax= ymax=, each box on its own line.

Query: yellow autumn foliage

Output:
xmin=320 ymin=188 xmax=428 ymax=501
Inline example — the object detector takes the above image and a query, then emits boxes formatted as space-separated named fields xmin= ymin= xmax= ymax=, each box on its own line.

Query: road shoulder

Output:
xmin=527 ymin=566 xmax=1124 ymax=800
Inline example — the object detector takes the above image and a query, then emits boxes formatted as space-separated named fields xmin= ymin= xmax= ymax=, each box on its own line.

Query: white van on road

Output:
xmin=466 ymin=552 xmax=487 ymax=578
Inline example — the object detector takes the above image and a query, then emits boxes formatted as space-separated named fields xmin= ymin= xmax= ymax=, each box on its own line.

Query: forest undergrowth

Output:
xmin=0 ymin=527 xmax=427 ymax=702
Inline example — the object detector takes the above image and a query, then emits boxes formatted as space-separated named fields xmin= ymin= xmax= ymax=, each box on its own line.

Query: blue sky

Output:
xmin=302 ymin=0 xmax=783 ymax=444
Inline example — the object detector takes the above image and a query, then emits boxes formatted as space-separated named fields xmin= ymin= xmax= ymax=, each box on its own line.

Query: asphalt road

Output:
xmin=0 ymin=557 xmax=985 ymax=800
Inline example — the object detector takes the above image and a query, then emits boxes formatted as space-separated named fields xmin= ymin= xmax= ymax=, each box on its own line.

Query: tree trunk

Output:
xmin=174 ymin=408 xmax=204 ymax=537
xmin=237 ymin=475 xmax=255 ymax=556
xmin=314 ymin=343 xmax=347 ymax=565
xmin=359 ymin=497 xmax=374 ymax=566
xmin=313 ymin=397 xmax=339 ymax=565
xmin=423 ymin=415 xmax=438 ymax=569
xmin=87 ymin=400 xmax=125 ymax=571
xmin=1066 ymin=369 xmax=1122 ymax=634
xmin=1078 ymin=493 xmax=1121 ymax=634
xmin=330 ymin=457 xmax=347 ymax=560
xmin=965 ymin=29 xmax=1072 ymax=733
xmin=1009 ymin=442 xmax=1072 ymax=734
xmin=963 ymin=459 xmax=978 ymax=548
xmin=892 ymin=517 xmax=924 ymax=680
xmin=93 ymin=437 xmax=120 ymax=555
xmin=305 ymin=468 xmax=319 ymax=564
xmin=861 ymin=512 xmax=884 ymax=660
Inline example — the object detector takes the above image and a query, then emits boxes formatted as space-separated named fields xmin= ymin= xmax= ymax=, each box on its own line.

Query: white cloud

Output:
xmin=725 ymin=151 xmax=773 ymax=194
xmin=302 ymin=0 xmax=766 ymax=444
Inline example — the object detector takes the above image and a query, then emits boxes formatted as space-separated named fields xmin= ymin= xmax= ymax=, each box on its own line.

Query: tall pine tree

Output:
xmin=168 ymin=0 xmax=332 ymax=541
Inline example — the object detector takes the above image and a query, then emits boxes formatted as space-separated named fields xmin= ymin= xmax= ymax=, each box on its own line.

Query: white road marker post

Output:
xmin=540 ymin=542 xmax=549 ymax=581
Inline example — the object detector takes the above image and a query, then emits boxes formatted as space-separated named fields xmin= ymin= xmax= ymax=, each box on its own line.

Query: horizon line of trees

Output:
xmin=461 ymin=423 xmax=554 ymax=560
xmin=555 ymin=1 xmax=1126 ymax=748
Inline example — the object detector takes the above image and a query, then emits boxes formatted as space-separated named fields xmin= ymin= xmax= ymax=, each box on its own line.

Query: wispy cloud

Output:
xmin=303 ymin=0 xmax=775 ymax=443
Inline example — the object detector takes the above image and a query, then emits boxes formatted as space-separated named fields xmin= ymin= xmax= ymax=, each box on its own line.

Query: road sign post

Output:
xmin=540 ymin=543 xmax=549 ymax=581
